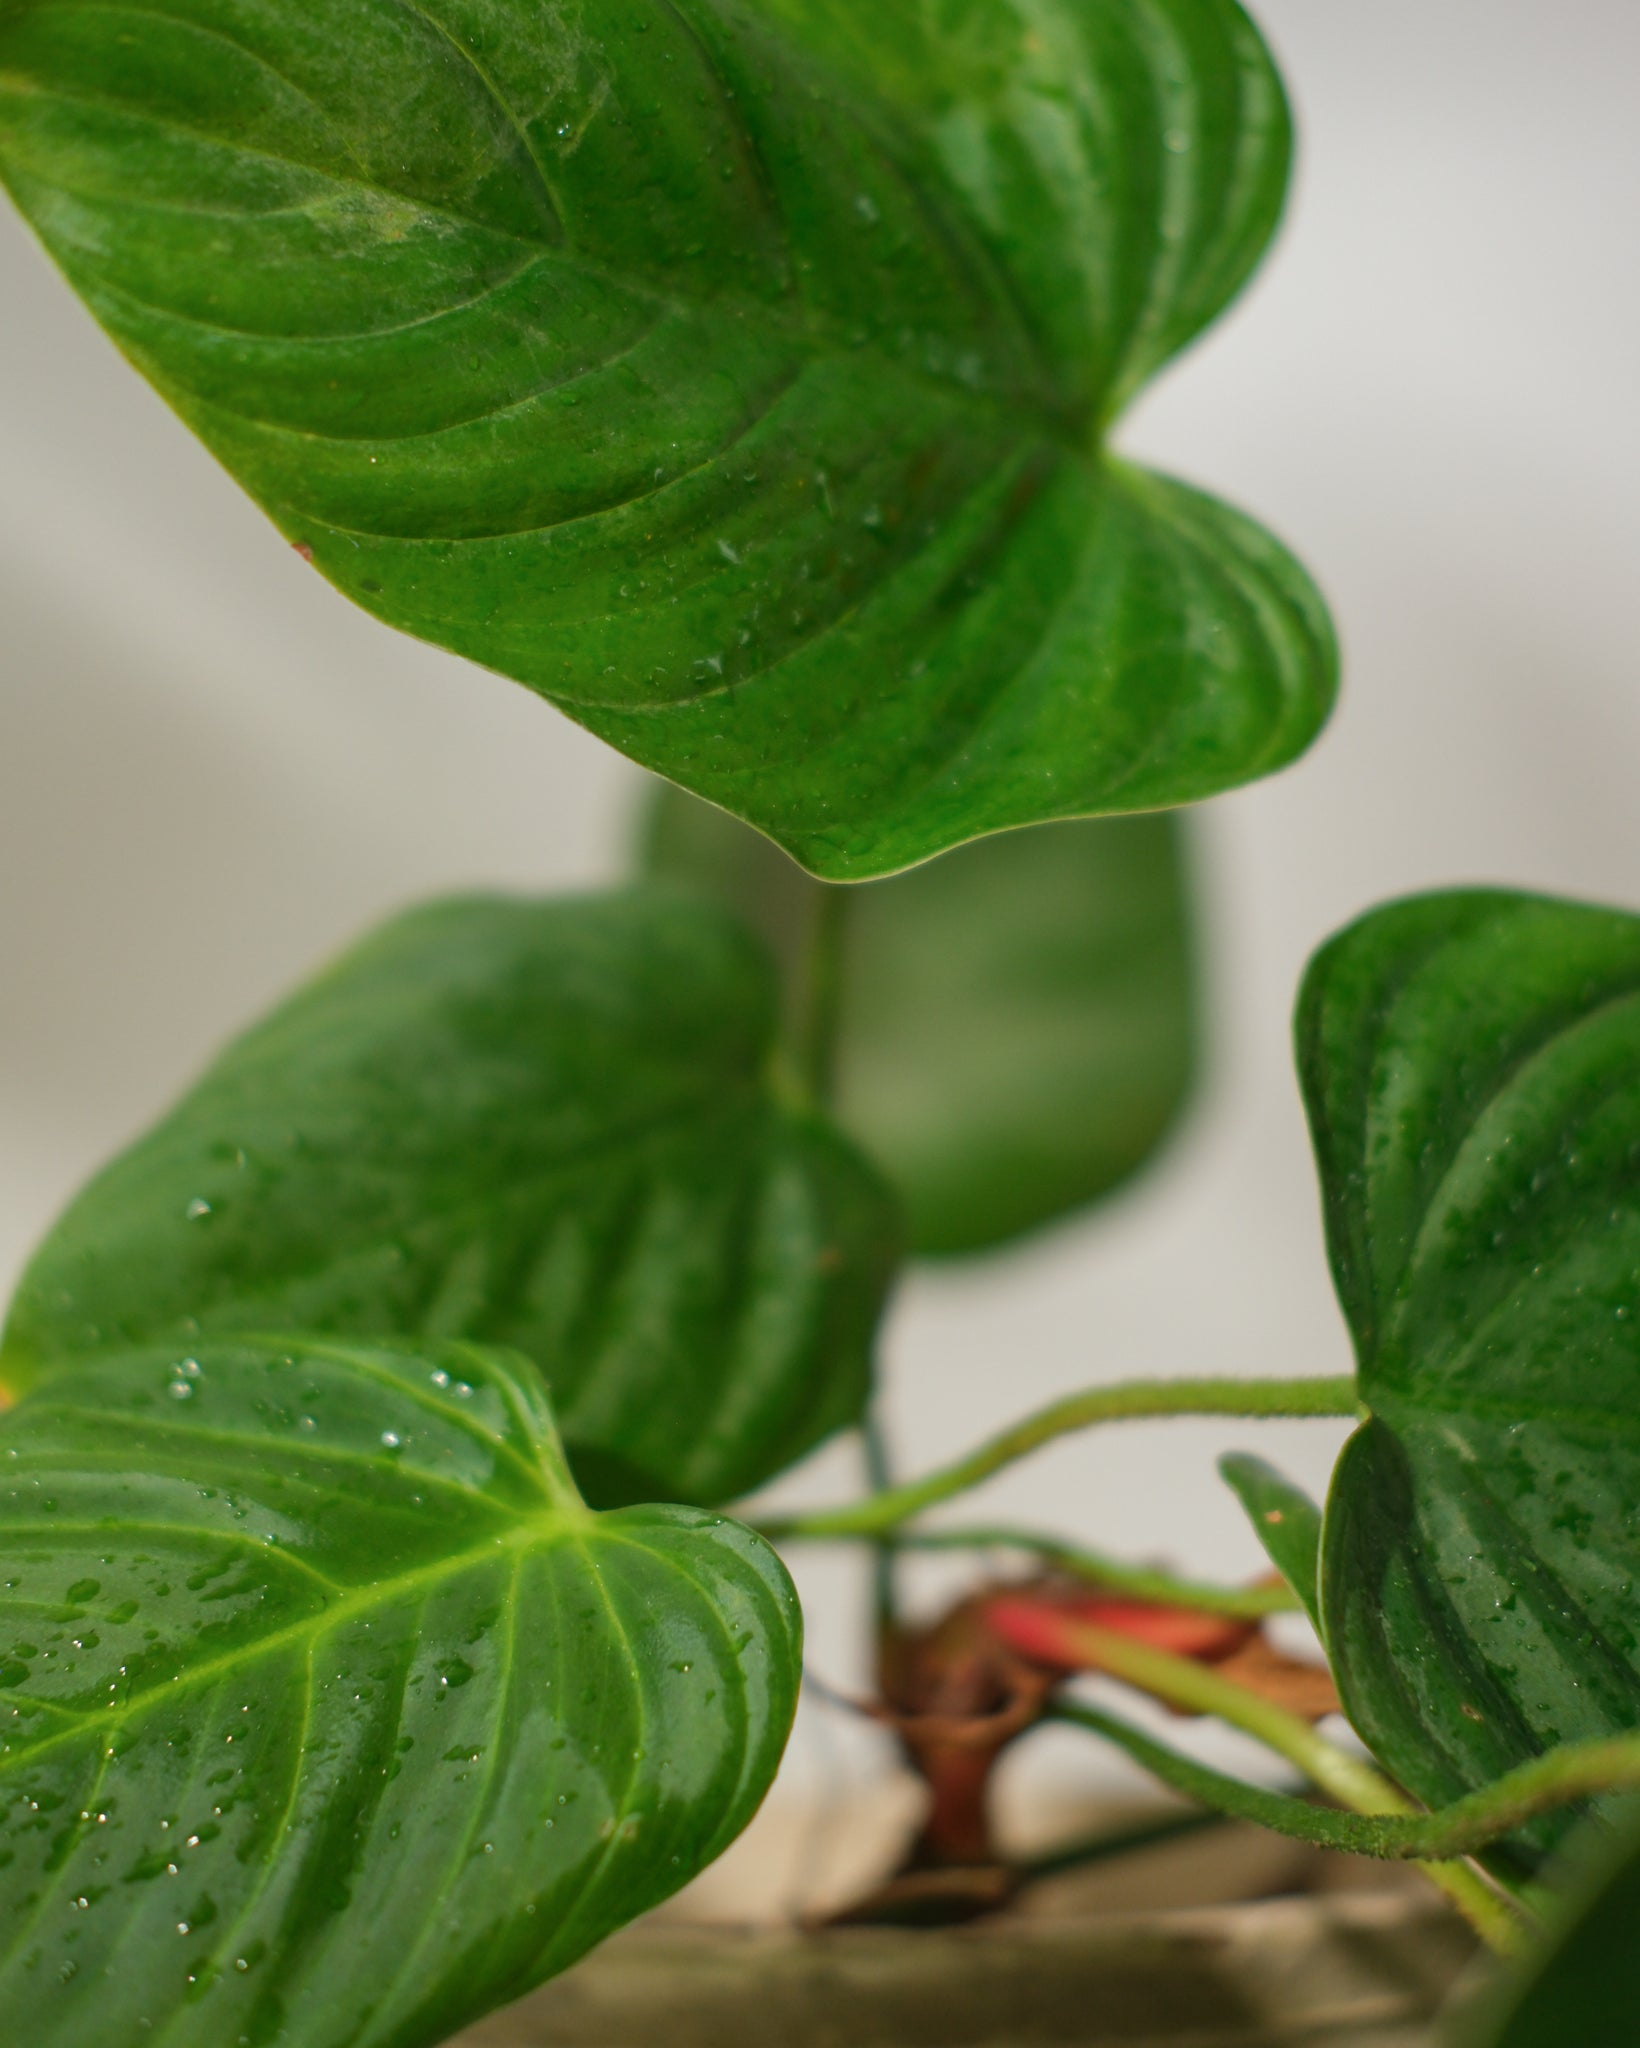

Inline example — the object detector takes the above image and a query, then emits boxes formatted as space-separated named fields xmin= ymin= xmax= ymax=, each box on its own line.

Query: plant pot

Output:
xmin=456 ymin=1892 xmax=1471 ymax=2048
xmin=452 ymin=1824 xmax=1477 ymax=2048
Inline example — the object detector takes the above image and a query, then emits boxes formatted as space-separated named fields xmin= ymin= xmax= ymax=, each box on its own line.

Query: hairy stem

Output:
xmin=758 ymin=1376 xmax=1361 ymax=1539
xmin=1043 ymin=1622 xmax=1527 ymax=1954
xmin=870 ymin=1526 xmax=1297 ymax=1619
xmin=1052 ymin=1700 xmax=1640 ymax=1868
xmin=1045 ymin=1620 xmax=1387 ymax=1808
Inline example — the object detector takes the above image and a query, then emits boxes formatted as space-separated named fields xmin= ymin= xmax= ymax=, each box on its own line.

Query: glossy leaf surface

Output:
xmin=0 ymin=0 xmax=1335 ymax=878
xmin=1 ymin=891 xmax=901 ymax=1506
xmin=641 ymin=785 xmax=1196 ymax=1254
xmin=0 ymin=1336 xmax=801 ymax=2047
xmin=1461 ymin=1811 xmax=1640 ymax=2048
xmin=1300 ymin=890 xmax=1640 ymax=1865
xmin=1218 ymin=1452 xmax=1322 ymax=1631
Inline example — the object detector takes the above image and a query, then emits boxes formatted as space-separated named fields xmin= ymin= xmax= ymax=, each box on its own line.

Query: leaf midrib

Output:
xmin=0 ymin=1509 xmax=591 ymax=1773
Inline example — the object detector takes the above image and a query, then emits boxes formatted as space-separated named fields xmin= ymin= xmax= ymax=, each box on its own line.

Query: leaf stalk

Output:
xmin=1053 ymin=1699 xmax=1640 ymax=1869
xmin=798 ymin=881 xmax=851 ymax=1109
xmin=868 ymin=1525 xmax=1298 ymax=1619
xmin=758 ymin=1375 xmax=1361 ymax=1539
xmin=1042 ymin=1623 xmax=1527 ymax=1954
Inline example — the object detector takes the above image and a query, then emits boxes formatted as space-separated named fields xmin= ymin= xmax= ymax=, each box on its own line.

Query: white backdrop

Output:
xmin=4 ymin=0 xmax=1639 ymax=1876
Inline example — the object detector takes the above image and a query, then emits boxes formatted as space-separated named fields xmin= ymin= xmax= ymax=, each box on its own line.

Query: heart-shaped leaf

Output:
xmin=0 ymin=891 xmax=901 ymax=1507
xmin=0 ymin=0 xmax=1335 ymax=879
xmin=641 ymin=786 xmax=1196 ymax=1254
xmin=1299 ymin=890 xmax=1640 ymax=1866
xmin=0 ymin=1335 xmax=801 ymax=2047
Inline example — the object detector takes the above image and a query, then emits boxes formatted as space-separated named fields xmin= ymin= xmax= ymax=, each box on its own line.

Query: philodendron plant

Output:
xmin=2 ymin=0 xmax=1638 ymax=2042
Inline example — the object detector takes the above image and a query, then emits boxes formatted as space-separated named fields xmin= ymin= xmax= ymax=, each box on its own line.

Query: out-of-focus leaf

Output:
xmin=1456 ymin=1808 xmax=1640 ymax=2048
xmin=0 ymin=891 xmax=901 ymax=1506
xmin=642 ymin=785 xmax=1195 ymax=1254
xmin=0 ymin=0 xmax=1334 ymax=878
xmin=1218 ymin=1452 xmax=1324 ymax=1633
xmin=1299 ymin=890 xmax=1640 ymax=1868
xmin=0 ymin=1336 xmax=801 ymax=2047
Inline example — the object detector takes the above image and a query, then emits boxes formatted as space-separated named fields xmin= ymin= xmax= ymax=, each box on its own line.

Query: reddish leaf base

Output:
xmin=830 ymin=1575 xmax=1337 ymax=1924
xmin=983 ymin=1589 xmax=1256 ymax=1671
xmin=876 ymin=1591 xmax=1058 ymax=1871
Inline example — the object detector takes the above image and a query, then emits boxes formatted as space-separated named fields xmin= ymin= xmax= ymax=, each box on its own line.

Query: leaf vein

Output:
xmin=0 ymin=1514 xmax=345 ymax=1594
xmin=382 ymin=0 xmax=566 ymax=242
xmin=151 ymin=1639 xmax=315 ymax=2048
xmin=191 ymin=309 xmax=669 ymax=447
xmin=1385 ymin=984 xmax=1640 ymax=1351
xmin=365 ymin=1552 xmax=522 ymax=2035
xmin=0 ymin=1522 xmax=569 ymax=1776
xmin=284 ymin=356 xmax=812 ymax=546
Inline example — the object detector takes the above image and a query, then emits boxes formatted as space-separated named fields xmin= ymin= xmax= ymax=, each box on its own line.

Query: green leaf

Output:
xmin=1298 ymin=889 xmax=1640 ymax=1868
xmin=1459 ymin=1808 xmax=1640 ymax=2048
xmin=0 ymin=1335 xmax=800 ymax=2047
xmin=0 ymin=890 xmax=901 ymax=1507
xmin=0 ymin=0 xmax=1336 ymax=879
xmin=641 ymin=785 xmax=1196 ymax=1254
xmin=1217 ymin=1452 xmax=1323 ymax=1632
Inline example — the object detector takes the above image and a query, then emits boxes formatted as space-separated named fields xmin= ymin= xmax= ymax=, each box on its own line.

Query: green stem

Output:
xmin=757 ymin=1376 xmax=1361 ymax=1540
xmin=793 ymin=881 xmax=900 ymax=1633
xmin=1051 ymin=1620 xmax=1387 ymax=1809
xmin=861 ymin=1407 xmax=899 ymax=1637
xmin=1042 ymin=1621 xmax=1527 ymax=1954
xmin=875 ymin=1526 xmax=1297 ymax=1620
xmin=1052 ymin=1700 xmax=1640 ymax=1869
xmin=798 ymin=882 xmax=850 ymax=1109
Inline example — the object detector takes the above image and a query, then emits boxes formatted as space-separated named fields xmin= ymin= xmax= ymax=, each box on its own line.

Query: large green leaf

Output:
xmin=641 ymin=785 xmax=1196 ymax=1254
xmin=0 ymin=1335 xmax=801 ymax=2047
xmin=1298 ymin=890 xmax=1640 ymax=1868
xmin=1459 ymin=1810 xmax=1640 ymax=2048
xmin=0 ymin=890 xmax=901 ymax=1507
xmin=0 ymin=0 xmax=1335 ymax=879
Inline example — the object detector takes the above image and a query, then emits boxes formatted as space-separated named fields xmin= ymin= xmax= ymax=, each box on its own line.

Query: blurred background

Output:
xmin=4 ymin=0 xmax=1639 ymax=1910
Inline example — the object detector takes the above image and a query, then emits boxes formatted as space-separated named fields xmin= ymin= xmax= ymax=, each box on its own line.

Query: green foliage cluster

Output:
xmin=1 ymin=0 xmax=1636 ymax=2042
